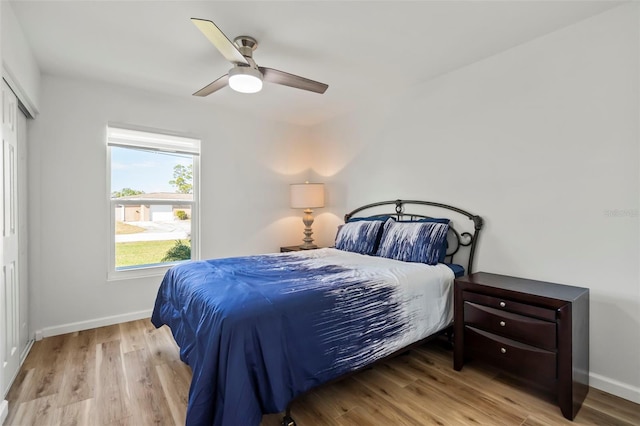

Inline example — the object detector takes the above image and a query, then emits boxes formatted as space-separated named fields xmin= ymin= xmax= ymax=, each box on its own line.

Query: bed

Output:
xmin=151 ymin=199 xmax=483 ymax=426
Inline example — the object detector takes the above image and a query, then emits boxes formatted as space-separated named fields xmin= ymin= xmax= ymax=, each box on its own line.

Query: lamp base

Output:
xmin=300 ymin=208 xmax=317 ymax=249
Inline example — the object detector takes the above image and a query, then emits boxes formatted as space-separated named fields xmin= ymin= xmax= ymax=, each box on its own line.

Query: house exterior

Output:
xmin=113 ymin=192 xmax=192 ymax=222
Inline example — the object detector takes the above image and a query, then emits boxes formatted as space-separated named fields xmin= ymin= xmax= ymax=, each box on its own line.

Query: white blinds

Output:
xmin=107 ymin=125 xmax=200 ymax=155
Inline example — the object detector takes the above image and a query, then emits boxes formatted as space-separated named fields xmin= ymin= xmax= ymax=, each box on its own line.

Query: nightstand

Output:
xmin=453 ymin=272 xmax=589 ymax=420
xmin=280 ymin=245 xmax=321 ymax=253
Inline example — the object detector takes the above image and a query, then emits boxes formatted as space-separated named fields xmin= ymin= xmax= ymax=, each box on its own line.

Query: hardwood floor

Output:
xmin=4 ymin=319 xmax=639 ymax=425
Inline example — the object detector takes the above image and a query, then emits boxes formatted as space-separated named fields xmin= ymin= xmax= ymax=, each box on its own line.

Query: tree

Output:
xmin=169 ymin=164 xmax=193 ymax=194
xmin=112 ymin=188 xmax=145 ymax=198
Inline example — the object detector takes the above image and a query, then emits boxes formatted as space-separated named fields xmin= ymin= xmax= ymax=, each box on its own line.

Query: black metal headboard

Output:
xmin=344 ymin=199 xmax=484 ymax=274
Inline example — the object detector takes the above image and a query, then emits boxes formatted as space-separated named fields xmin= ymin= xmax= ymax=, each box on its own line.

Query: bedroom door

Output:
xmin=1 ymin=79 xmax=20 ymax=397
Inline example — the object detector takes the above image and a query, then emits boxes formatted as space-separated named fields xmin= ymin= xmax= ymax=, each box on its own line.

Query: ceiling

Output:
xmin=10 ymin=1 xmax=622 ymax=126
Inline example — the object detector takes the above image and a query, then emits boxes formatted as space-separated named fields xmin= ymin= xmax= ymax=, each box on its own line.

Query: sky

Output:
xmin=111 ymin=147 xmax=192 ymax=194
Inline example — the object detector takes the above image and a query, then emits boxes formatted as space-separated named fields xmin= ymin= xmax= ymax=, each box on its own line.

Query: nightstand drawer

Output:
xmin=464 ymin=301 xmax=557 ymax=350
xmin=463 ymin=291 xmax=556 ymax=322
xmin=465 ymin=326 xmax=557 ymax=382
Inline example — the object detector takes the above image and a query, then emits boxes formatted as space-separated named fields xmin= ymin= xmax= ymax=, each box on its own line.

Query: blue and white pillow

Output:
xmin=335 ymin=220 xmax=385 ymax=255
xmin=376 ymin=219 xmax=449 ymax=265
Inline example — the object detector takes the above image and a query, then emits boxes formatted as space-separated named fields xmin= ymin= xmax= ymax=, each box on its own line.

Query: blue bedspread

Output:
xmin=151 ymin=250 xmax=454 ymax=425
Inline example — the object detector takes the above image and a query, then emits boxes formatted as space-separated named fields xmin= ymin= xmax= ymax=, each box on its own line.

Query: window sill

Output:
xmin=107 ymin=262 xmax=186 ymax=282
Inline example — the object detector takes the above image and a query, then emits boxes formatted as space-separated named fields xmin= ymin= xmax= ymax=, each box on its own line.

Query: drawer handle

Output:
xmin=499 ymin=321 xmax=506 ymax=327
xmin=499 ymin=301 xmax=506 ymax=308
xmin=500 ymin=347 xmax=507 ymax=354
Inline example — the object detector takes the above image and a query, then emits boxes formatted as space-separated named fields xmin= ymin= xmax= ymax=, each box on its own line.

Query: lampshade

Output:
xmin=229 ymin=66 xmax=263 ymax=93
xmin=290 ymin=183 xmax=325 ymax=209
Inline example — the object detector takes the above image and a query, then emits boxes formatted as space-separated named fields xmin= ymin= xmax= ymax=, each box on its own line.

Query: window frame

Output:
xmin=106 ymin=124 xmax=200 ymax=281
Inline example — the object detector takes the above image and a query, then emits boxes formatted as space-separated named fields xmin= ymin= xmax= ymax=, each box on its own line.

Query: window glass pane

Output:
xmin=114 ymin=212 xmax=191 ymax=269
xmin=111 ymin=145 xmax=194 ymax=270
xmin=111 ymin=146 xmax=193 ymax=198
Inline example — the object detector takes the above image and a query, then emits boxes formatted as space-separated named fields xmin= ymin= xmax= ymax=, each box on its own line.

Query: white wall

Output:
xmin=28 ymin=74 xmax=313 ymax=337
xmin=1 ymin=1 xmax=40 ymax=115
xmin=310 ymin=4 xmax=640 ymax=402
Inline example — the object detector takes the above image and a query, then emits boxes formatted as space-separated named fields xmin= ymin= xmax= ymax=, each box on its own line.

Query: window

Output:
xmin=107 ymin=125 xmax=200 ymax=279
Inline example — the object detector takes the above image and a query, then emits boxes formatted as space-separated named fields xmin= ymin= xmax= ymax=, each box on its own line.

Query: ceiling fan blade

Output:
xmin=191 ymin=18 xmax=249 ymax=66
xmin=193 ymin=74 xmax=229 ymax=96
xmin=259 ymin=67 xmax=328 ymax=94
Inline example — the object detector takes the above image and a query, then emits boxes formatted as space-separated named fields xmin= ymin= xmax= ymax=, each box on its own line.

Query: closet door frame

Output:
xmin=16 ymin=104 xmax=29 ymax=364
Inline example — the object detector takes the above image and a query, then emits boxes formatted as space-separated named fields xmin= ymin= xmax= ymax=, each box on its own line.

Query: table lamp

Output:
xmin=290 ymin=182 xmax=325 ymax=249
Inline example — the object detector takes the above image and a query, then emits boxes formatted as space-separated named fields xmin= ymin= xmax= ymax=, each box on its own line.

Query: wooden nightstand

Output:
xmin=454 ymin=272 xmax=589 ymax=420
xmin=280 ymin=245 xmax=322 ymax=253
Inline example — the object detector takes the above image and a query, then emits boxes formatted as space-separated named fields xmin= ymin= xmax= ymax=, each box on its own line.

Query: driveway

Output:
xmin=116 ymin=220 xmax=190 ymax=242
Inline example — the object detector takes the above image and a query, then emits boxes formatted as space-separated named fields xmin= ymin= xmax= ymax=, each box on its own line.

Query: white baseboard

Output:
xmin=36 ymin=309 xmax=153 ymax=339
xmin=0 ymin=400 xmax=8 ymax=425
xmin=590 ymin=371 xmax=640 ymax=404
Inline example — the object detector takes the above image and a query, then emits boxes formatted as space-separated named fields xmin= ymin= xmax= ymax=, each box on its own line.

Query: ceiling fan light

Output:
xmin=228 ymin=66 xmax=263 ymax=93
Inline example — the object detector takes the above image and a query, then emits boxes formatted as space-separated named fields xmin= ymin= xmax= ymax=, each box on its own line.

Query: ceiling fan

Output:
xmin=191 ymin=18 xmax=329 ymax=96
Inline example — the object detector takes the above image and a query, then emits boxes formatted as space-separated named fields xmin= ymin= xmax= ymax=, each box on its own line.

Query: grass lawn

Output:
xmin=116 ymin=239 xmax=189 ymax=268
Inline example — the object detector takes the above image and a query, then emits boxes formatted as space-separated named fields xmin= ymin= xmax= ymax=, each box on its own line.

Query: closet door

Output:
xmin=1 ymin=80 xmax=19 ymax=396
